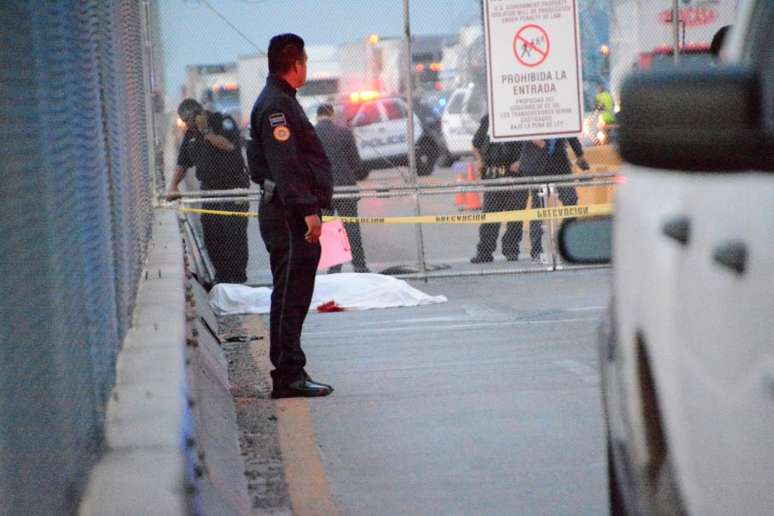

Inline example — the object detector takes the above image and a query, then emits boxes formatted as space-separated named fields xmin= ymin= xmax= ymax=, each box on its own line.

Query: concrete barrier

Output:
xmin=79 ymin=209 xmax=251 ymax=515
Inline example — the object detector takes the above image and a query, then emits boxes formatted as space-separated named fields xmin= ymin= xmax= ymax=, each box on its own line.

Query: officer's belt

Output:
xmin=483 ymin=166 xmax=518 ymax=180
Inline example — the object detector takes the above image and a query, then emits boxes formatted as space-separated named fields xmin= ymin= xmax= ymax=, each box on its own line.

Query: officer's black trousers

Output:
xmin=475 ymin=190 xmax=529 ymax=258
xmin=258 ymin=200 xmax=321 ymax=387
xmin=323 ymin=198 xmax=367 ymax=269
xmin=201 ymin=201 xmax=248 ymax=284
xmin=529 ymin=184 xmax=577 ymax=254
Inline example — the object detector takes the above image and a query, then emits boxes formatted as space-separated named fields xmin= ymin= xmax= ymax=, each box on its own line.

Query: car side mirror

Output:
xmin=618 ymin=66 xmax=774 ymax=172
xmin=558 ymin=217 xmax=612 ymax=265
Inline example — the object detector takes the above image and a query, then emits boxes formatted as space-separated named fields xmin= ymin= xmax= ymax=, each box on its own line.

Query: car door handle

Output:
xmin=662 ymin=216 xmax=690 ymax=245
xmin=712 ymin=241 xmax=747 ymax=275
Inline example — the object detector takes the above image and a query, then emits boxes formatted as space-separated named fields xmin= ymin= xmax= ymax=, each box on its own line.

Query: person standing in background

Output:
xmin=469 ymin=114 xmax=525 ymax=263
xmin=167 ymin=98 xmax=249 ymax=284
xmin=527 ymin=138 xmax=589 ymax=261
xmin=595 ymin=85 xmax=616 ymax=126
xmin=314 ymin=103 xmax=370 ymax=273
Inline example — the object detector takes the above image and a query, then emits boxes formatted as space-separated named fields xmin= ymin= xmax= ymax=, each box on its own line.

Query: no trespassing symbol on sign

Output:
xmin=513 ymin=24 xmax=550 ymax=67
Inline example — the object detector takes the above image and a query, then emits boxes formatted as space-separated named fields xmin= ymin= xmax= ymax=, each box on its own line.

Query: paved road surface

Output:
xmin=296 ymin=270 xmax=610 ymax=516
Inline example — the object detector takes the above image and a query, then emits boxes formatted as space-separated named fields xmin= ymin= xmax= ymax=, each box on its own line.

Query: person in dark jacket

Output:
xmin=167 ymin=98 xmax=250 ymax=284
xmin=314 ymin=103 xmax=370 ymax=273
xmin=523 ymin=137 xmax=589 ymax=260
xmin=247 ymin=33 xmax=334 ymax=399
xmin=470 ymin=114 xmax=525 ymax=263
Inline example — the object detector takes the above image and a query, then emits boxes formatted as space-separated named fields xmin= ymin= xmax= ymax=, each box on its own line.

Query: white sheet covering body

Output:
xmin=209 ymin=273 xmax=448 ymax=316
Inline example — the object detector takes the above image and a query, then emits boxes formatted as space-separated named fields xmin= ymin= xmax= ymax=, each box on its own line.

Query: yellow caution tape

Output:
xmin=328 ymin=204 xmax=613 ymax=224
xmin=175 ymin=203 xmax=613 ymax=224
xmin=177 ymin=207 xmax=257 ymax=218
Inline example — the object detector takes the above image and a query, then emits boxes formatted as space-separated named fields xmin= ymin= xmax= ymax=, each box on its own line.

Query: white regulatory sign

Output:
xmin=483 ymin=0 xmax=584 ymax=141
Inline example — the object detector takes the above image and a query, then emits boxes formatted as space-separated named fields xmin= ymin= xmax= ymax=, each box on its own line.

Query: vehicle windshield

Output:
xmin=446 ymin=92 xmax=465 ymax=114
xmin=464 ymin=90 xmax=486 ymax=119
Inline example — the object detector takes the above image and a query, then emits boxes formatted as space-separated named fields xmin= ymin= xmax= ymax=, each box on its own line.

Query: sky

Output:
xmin=159 ymin=0 xmax=481 ymax=99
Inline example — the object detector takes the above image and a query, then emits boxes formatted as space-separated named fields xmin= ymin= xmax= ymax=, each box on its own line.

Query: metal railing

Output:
xmin=166 ymin=173 xmax=615 ymax=284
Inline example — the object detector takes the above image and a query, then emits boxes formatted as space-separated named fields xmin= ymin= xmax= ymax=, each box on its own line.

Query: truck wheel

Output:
xmin=355 ymin=166 xmax=370 ymax=181
xmin=416 ymin=139 xmax=438 ymax=176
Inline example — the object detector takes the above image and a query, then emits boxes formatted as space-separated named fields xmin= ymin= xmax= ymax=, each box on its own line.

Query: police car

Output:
xmin=310 ymin=93 xmax=442 ymax=179
xmin=441 ymin=84 xmax=486 ymax=160
xmin=560 ymin=1 xmax=774 ymax=514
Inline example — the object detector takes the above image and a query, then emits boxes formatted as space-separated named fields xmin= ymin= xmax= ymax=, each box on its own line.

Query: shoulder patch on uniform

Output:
xmin=269 ymin=112 xmax=287 ymax=127
xmin=222 ymin=117 xmax=235 ymax=130
xmin=273 ymin=125 xmax=291 ymax=142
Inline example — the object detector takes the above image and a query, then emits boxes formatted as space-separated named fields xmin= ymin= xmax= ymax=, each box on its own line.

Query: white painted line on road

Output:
xmin=353 ymin=315 xmax=461 ymax=326
xmin=565 ymin=306 xmax=606 ymax=312
xmin=303 ymin=317 xmax=599 ymax=337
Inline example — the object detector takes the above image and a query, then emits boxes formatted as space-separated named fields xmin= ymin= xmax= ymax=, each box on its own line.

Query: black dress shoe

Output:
xmin=304 ymin=374 xmax=332 ymax=390
xmin=470 ymin=254 xmax=494 ymax=264
xmin=271 ymin=379 xmax=334 ymax=399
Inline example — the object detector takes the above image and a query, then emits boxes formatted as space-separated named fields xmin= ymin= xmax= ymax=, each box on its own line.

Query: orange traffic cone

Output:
xmin=464 ymin=162 xmax=482 ymax=210
xmin=454 ymin=172 xmax=466 ymax=209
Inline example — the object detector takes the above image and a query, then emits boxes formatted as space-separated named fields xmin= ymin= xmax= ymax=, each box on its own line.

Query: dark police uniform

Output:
xmin=247 ymin=75 xmax=333 ymax=388
xmin=315 ymin=117 xmax=368 ymax=272
xmin=177 ymin=110 xmax=249 ymax=283
xmin=523 ymin=138 xmax=583 ymax=257
xmin=471 ymin=114 xmax=525 ymax=261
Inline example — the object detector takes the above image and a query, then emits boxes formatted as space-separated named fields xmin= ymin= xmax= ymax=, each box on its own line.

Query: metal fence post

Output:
xmin=546 ymin=183 xmax=558 ymax=271
xmin=672 ymin=0 xmax=680 ymax=65
xmin=141 ymin=0 xmax=160 ymax=205
xmin=403 ymin=0 xmax=428 ymax=279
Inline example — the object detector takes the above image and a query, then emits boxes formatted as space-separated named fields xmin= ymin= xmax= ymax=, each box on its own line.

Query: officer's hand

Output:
xmin=166 ymin=188 xmax=182 ymax=201
xmin=531 ymin=139 xmax=546 ymax=149
xmin=304 ymin=214 xmax=322 ymax=244
xmin=576 ymin=157 xmax=590 ymax=171
xmin=195 ymin=113 xmax=207 ymax=133
xmin=509 ymin=161 xmax=521 ymax=174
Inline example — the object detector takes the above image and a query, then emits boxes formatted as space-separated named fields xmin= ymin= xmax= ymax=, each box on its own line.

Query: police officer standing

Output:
xmin=314 ymin=103 xmax=370 ymax=274
xmin=247 ymin=34 xmax=334 ymax=399
xmin=470 ymin=114 xmax=525 ymax=263
xmin=167 ymin=98 xmax=249 ymax=284
xmin=526 ymin=138 xmax=589 ymax=260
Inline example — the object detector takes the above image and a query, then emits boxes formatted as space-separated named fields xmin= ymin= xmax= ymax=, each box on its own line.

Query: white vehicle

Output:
xmin=237 ymin=54 xmax=269 ymax=130
xmin=238 ymin=45 xmax=340 ymax=131
xmin=315 ymin=94 xmax=442 ymax=179
xmin=560 ymin=1 xmax=774 ymax=514
xmin=609 ymin=0 xmax=737 ymax=98
xmin=338 ymin=35 xmax=447 ymax=99
xmin=441 ymin=84 xmax=485 ymax=159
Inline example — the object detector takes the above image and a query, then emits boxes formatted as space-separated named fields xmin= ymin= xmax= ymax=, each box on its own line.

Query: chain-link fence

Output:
xmin=174 ymin=172 xmax=614 ymax=285
xmin=0 ymin=1 xmax=158 ymax=514
xmin=157 ymin=0 xmax=735 ymax=285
